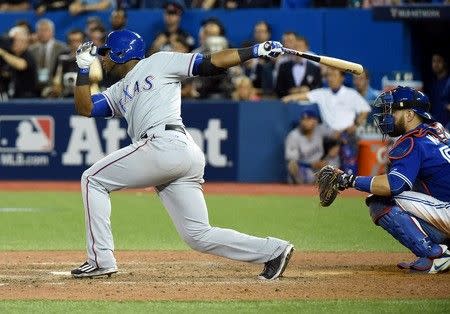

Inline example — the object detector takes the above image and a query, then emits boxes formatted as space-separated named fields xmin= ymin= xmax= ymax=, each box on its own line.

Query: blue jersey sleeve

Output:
xmin=387 ymin=138 xmax=421 ymax=195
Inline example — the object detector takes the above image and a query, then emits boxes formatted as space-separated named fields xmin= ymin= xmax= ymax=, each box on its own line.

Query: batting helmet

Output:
xmin=97 ymin=29 xmax=145 ymax=64
xmin=372 ymin=86 xmax=433 ymax=136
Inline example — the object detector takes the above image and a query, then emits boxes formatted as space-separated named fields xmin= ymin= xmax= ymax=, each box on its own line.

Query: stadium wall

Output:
xmin=0 ymin=100 xmax=316 ymax=182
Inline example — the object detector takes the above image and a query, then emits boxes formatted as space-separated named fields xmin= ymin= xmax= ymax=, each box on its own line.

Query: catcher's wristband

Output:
xmin=354 ymin=176 xmax=373 ymax=193
xmin=76 ymin=68 xmax=90 ymax=86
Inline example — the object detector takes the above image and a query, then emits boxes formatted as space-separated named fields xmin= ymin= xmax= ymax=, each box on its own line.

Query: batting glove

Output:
xmin=254 ymin=41 xmax=284 ymax=59
xmin=76 ymin=41 xmax=98 ymax=69
xmin=337 ymin=173 xmax=356 ymax=191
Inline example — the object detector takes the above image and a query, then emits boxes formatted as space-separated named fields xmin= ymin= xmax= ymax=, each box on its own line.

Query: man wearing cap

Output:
xmin=283 ymin=68 xmax=371 ymax=175
xmin=285 ymin=109 xmax=339 ymax=184
xmin=148 ymin=1 xmax=195 ymax=55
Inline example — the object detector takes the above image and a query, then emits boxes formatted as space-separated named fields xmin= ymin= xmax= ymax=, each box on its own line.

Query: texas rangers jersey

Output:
xmin=388 ymin=123 xmax=450 ymax=202
xmin=102 ymin=52 xmax=198 ymax=141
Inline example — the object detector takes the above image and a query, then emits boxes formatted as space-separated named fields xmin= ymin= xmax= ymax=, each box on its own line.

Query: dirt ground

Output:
xmin=0 ymin=251 xmax=449 ymax=301
xmin=0 ymin=182 xmax=448 ymax=301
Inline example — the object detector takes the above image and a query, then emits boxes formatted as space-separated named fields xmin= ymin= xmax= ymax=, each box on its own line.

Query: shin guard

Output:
xmin=374 ymin=206 xmax=444 ymax=258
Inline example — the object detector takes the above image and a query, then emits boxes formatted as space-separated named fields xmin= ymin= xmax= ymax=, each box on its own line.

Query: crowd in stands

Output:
xmin=0 ymin=0 xmax=448 ymax=184
xmin=0 ymin=0 xmax=448 ymax=12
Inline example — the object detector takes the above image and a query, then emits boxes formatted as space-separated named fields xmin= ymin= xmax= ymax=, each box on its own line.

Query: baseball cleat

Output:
xmin=398 ymin=244 xmax=450 ymax=274
xmin=71 ymin=261 xmax=118 ymax=278
xmin=258 ymin=244 xmax=294 ymax=280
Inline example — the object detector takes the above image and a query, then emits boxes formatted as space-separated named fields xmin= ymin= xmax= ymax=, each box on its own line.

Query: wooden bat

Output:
xmin=281 ymin=48 xmax=364 ymax=75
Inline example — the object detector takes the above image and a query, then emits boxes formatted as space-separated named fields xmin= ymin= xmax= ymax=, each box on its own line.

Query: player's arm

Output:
xmin=194 ymin=41 xmax=283 ymax=77
xmin=337 ymin=138 xmax=420 ymax=196
xmin=73 ymin=42 xmax=113 ymax=119
xmin=74 ymin=42 xmax=97 ymax=116
xmin=0 ymin=48 xmax=28 ymax=70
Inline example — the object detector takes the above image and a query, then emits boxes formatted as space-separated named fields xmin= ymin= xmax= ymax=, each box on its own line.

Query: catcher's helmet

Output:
xmin=372 ymin=86 xmax=433 ymax=136
xmin=98 ymin=29 xmax=145 ymax=64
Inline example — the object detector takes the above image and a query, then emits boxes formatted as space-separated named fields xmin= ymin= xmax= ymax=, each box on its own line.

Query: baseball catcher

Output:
xmin=317 ymin=86 xmax=450 ymax=273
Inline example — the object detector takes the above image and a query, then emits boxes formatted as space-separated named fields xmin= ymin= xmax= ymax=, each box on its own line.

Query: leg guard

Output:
xmin=370 ymin=204 xmax=443 ymax=258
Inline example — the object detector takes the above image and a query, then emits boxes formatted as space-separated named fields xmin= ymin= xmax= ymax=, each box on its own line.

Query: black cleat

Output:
xmin=71 ymin=261 xmax=118 ymax=278
xmin=259 ymin=244 xmax=294 ymax=280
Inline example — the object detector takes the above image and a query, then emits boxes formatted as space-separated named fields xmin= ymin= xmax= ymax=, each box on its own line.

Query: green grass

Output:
xmin=0 ymin=300 xmax=448 ymax=313
xmin=0 ymin=191 xmax=403 ymax=252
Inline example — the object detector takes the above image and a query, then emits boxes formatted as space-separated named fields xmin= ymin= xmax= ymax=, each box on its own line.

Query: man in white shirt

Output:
xmin=282 ymin=68 xmax=371 ymax=174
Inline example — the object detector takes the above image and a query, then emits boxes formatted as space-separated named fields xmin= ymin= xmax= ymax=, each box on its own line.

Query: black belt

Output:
xmin=141 ymin=124 xmax=186 ymax=139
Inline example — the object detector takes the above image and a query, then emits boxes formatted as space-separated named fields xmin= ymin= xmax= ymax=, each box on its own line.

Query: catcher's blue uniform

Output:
xmin=387 ymin=123 xmax=450 ymax=202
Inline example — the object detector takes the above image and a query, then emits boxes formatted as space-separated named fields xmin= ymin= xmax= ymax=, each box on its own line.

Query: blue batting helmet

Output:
xmin=98 ymin=29 xmax=145 ymax=64
xmin=372 ymin=86 xmax=433 ymax=136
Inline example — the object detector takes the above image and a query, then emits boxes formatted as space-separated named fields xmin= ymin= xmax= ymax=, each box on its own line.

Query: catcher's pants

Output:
xmin=80 ymin=127 xmax=289 ymax=268
xmin=394 ymin=191 xmax=450 ymax=238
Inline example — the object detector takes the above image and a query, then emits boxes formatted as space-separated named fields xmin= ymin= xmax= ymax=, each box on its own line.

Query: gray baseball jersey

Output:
xmin=102 ymin=52 xmax=196 ymax=141
xmin=80 ymin=51 xmax=290 ymax=270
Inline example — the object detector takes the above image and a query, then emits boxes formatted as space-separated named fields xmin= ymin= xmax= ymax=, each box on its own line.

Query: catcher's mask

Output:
xmin=372 ymin=86 xmax=434 ymax=138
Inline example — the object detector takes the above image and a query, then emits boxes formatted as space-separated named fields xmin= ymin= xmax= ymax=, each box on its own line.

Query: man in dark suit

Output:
xmin=29 ymin=18 xmax=68 ymax=96
xmin=275 ymin=33 xmax=322 ymax=98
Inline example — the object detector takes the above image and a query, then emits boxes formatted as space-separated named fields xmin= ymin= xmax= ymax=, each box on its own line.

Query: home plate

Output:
xmin=50 ymin=271 xmax=71 ymax=276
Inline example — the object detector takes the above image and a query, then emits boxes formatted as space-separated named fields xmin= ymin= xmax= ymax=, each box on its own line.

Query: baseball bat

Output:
xmin=281 ymin=48 xmax=364 ymax=75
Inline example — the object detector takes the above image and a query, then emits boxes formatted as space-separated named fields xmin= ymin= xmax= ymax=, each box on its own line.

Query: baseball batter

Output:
xmin=70 ymin=29 xmax=294 ymax=280
xmin=324 ymin=86 xmax=450 ymax=273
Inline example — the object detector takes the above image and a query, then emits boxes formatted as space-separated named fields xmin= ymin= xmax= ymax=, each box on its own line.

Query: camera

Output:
xmin=0 ymin=35 xmax=12 ymax=50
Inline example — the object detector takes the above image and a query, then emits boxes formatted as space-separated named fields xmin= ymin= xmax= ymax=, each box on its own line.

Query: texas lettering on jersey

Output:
xmin=117 ymin=75 xmax=154 ymax=113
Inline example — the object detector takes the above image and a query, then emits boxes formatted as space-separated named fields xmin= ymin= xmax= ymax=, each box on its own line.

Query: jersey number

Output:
xmin=439 ymin=146 xmax=450 ymax=163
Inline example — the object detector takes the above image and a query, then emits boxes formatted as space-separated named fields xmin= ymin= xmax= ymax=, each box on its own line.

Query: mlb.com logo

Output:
xmin=0 ymin=115 xmax=54 ymax=152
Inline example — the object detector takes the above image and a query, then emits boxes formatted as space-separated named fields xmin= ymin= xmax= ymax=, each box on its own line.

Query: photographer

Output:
xmin=0 ymin=27 xmax=38 ymax=99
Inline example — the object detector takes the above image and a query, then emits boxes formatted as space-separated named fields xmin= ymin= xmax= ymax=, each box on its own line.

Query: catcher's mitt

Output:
xmin=315 ymin=165 xmax=341 ymax=207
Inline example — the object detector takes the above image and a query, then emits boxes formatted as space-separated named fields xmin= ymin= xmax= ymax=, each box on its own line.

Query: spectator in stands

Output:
xmin=285 ymin=110 xmax=339 ymax=184
xmin=353 ymin=69 xmax=379 ymax=105
xmin=85 ymin=16 xmax=105 ymax=36
xmin=0 ymin=27 xmax=38 ymax=98
xmin=69 ymin=0 xmax=113 ymax=16
xmin=48 ymin=29 xmax=103 ymax=98
xmin=282 ymin=68 xmax=371 ymax=175
xmin=223 ymin=0 xmax=278 ymax=8
xmin=0 ymin=0 xmax=30 ymax=11
xmin=354 ymin=0 xmax=402 ymax=7
xmin=243 ymin=21 xmax=274 ymax=96
xmin=231 ymin=76 xmax=260 ymax=101
xmin=148 ymin=1 xmax=194 ymax=55
xmin=191 ymin=0 xmax=278 ymax=8
xmin=275 ymin=34 xmax=322 ymax=98
xmin=192 ymin=17 xmax=225 ymax=54
xmin=312 ymin=0 xmax=348 ymax=6
xmin=110 ymin=8 xmax=128 ymax=31
xmin=88 ymin=26 xmax=106 ymax=48
xmin=29 ymin=19 xmax=68 ymax=96
xmin=353 ymin=69 xmax=380 ymax=124
xmin=441 ymin=78 xmax=450 ymax=130
xmin=428 ymin=53 xmax=449 ymax=127
xmin=35 ymin=0 xmax=72 ymax=15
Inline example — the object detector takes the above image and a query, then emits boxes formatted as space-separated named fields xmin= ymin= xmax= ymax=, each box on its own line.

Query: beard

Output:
xmin=388 ymin=115 xmax=406 ymax=137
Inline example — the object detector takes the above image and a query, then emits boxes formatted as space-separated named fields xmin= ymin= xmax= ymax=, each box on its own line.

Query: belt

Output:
xmin=140 ymin=124 xmax=186 ymax=139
